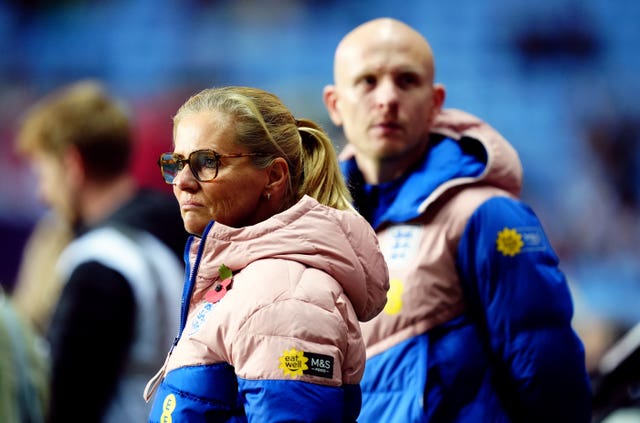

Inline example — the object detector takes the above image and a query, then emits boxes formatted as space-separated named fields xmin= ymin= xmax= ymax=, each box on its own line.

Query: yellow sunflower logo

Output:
xmin=496 ymin=228 xmax=524 ymax=257
xmin=279 ymin=348 xmax=308 ymax=377
xmin=383 ymin=278 xmax=404 ymax=315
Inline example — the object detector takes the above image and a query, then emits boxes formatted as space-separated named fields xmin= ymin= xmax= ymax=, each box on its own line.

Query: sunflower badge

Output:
xmin=279 ymin=348 xmax=308 ymax=378
xmin=496 ymin=227 xmax=524 ymax=257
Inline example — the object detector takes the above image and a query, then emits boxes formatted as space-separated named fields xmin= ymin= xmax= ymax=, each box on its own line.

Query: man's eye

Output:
xmin=355 ymin=75 xmax=376 ymax=88
xmin=363 ymin=76 xmax=376 ymax=85
xmin=397 ymin=73 xmax=419 ymax=88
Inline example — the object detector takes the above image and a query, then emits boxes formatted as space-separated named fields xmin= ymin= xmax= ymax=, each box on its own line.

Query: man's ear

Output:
xmin=264 ymin=157 xmax=289 ymax=194
xmin=432 ymin=83 xmax=446 ymax=114
xmin=428 ymin=83 xmax=446 ymax=125
xmin=323 ymin=84 xmax=343 ymax=126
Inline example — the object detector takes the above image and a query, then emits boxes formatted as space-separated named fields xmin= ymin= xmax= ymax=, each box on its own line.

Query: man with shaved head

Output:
xmin=324 ymin=18 xmax=591 ymax=422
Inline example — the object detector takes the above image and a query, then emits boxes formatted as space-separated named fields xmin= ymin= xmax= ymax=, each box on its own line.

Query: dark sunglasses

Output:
xmin=158 ymin=149 xmax=268 ymax=184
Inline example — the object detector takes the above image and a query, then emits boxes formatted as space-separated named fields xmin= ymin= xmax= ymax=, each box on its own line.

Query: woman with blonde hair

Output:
xmin=145 ymin=86 xmax=389 ymax=422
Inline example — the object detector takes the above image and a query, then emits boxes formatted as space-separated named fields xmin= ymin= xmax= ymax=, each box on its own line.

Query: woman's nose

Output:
xmin=172 ymin=162 xmax=198 ymax=188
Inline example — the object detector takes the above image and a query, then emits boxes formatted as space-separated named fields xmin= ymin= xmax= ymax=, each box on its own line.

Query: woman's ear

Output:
xmin=264 ymin=157 xmax=289 ymax=194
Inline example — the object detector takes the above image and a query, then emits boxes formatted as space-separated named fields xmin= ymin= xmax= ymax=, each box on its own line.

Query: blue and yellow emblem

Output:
xmin=496 ymin=227 xmax=524 ymax=257
xmin=160 ymin=393 xmax=176 ymax=422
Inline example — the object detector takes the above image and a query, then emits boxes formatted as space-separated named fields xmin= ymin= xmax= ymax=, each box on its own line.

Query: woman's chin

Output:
xmin=183 ymin=217 xmax=207 ymax=237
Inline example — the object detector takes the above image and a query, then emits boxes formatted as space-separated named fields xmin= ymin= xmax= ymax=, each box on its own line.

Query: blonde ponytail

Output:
xmin=295 ymin=119 xmax=353 ymax=211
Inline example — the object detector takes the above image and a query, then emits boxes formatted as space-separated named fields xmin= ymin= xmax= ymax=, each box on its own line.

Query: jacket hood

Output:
xmin=189 ymin=195 xmax=389 ymax=322
xmin=431 ymin=108 xmax=522 ymax=198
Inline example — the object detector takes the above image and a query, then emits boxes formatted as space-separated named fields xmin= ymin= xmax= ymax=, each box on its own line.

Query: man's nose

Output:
xmin=374 ymin=79 xmax=400 ymax=109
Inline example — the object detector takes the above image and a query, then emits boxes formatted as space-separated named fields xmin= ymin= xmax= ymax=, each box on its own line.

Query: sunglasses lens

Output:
xmin=159 ymin=153 xmax=179 ymax=184
xmin=192 ymin=151 xmax=218 ymax=182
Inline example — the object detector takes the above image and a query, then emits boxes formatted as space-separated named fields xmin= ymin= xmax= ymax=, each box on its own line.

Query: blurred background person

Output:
xmin=11 ymin=211 xmax=73 ymax=336
xmin=0 ymin=287 xmax=48 ymax=423
xmin=14 ymin=80 xmax=188 ymax=423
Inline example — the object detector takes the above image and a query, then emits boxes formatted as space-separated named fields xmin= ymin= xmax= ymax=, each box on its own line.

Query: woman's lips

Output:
xmin=181 ymin=200 xmax=203 ymax=211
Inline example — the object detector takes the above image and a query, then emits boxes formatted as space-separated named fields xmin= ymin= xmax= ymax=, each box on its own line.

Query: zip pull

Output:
xmin=143 ymin=337 xmax=178 ymax=402
xmin=143 ymin=365 xmax=164 ymax=402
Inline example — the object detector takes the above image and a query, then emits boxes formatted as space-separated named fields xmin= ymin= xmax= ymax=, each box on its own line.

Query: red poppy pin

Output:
xmin=205 ymin=263 xmax=233 ymax=304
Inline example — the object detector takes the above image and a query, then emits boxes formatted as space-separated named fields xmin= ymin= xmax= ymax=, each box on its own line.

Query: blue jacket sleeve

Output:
xmin=456 ymin=196 xmax=592 ymax=422
xmin=238 ymin=378 xmax=360 ymax=422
